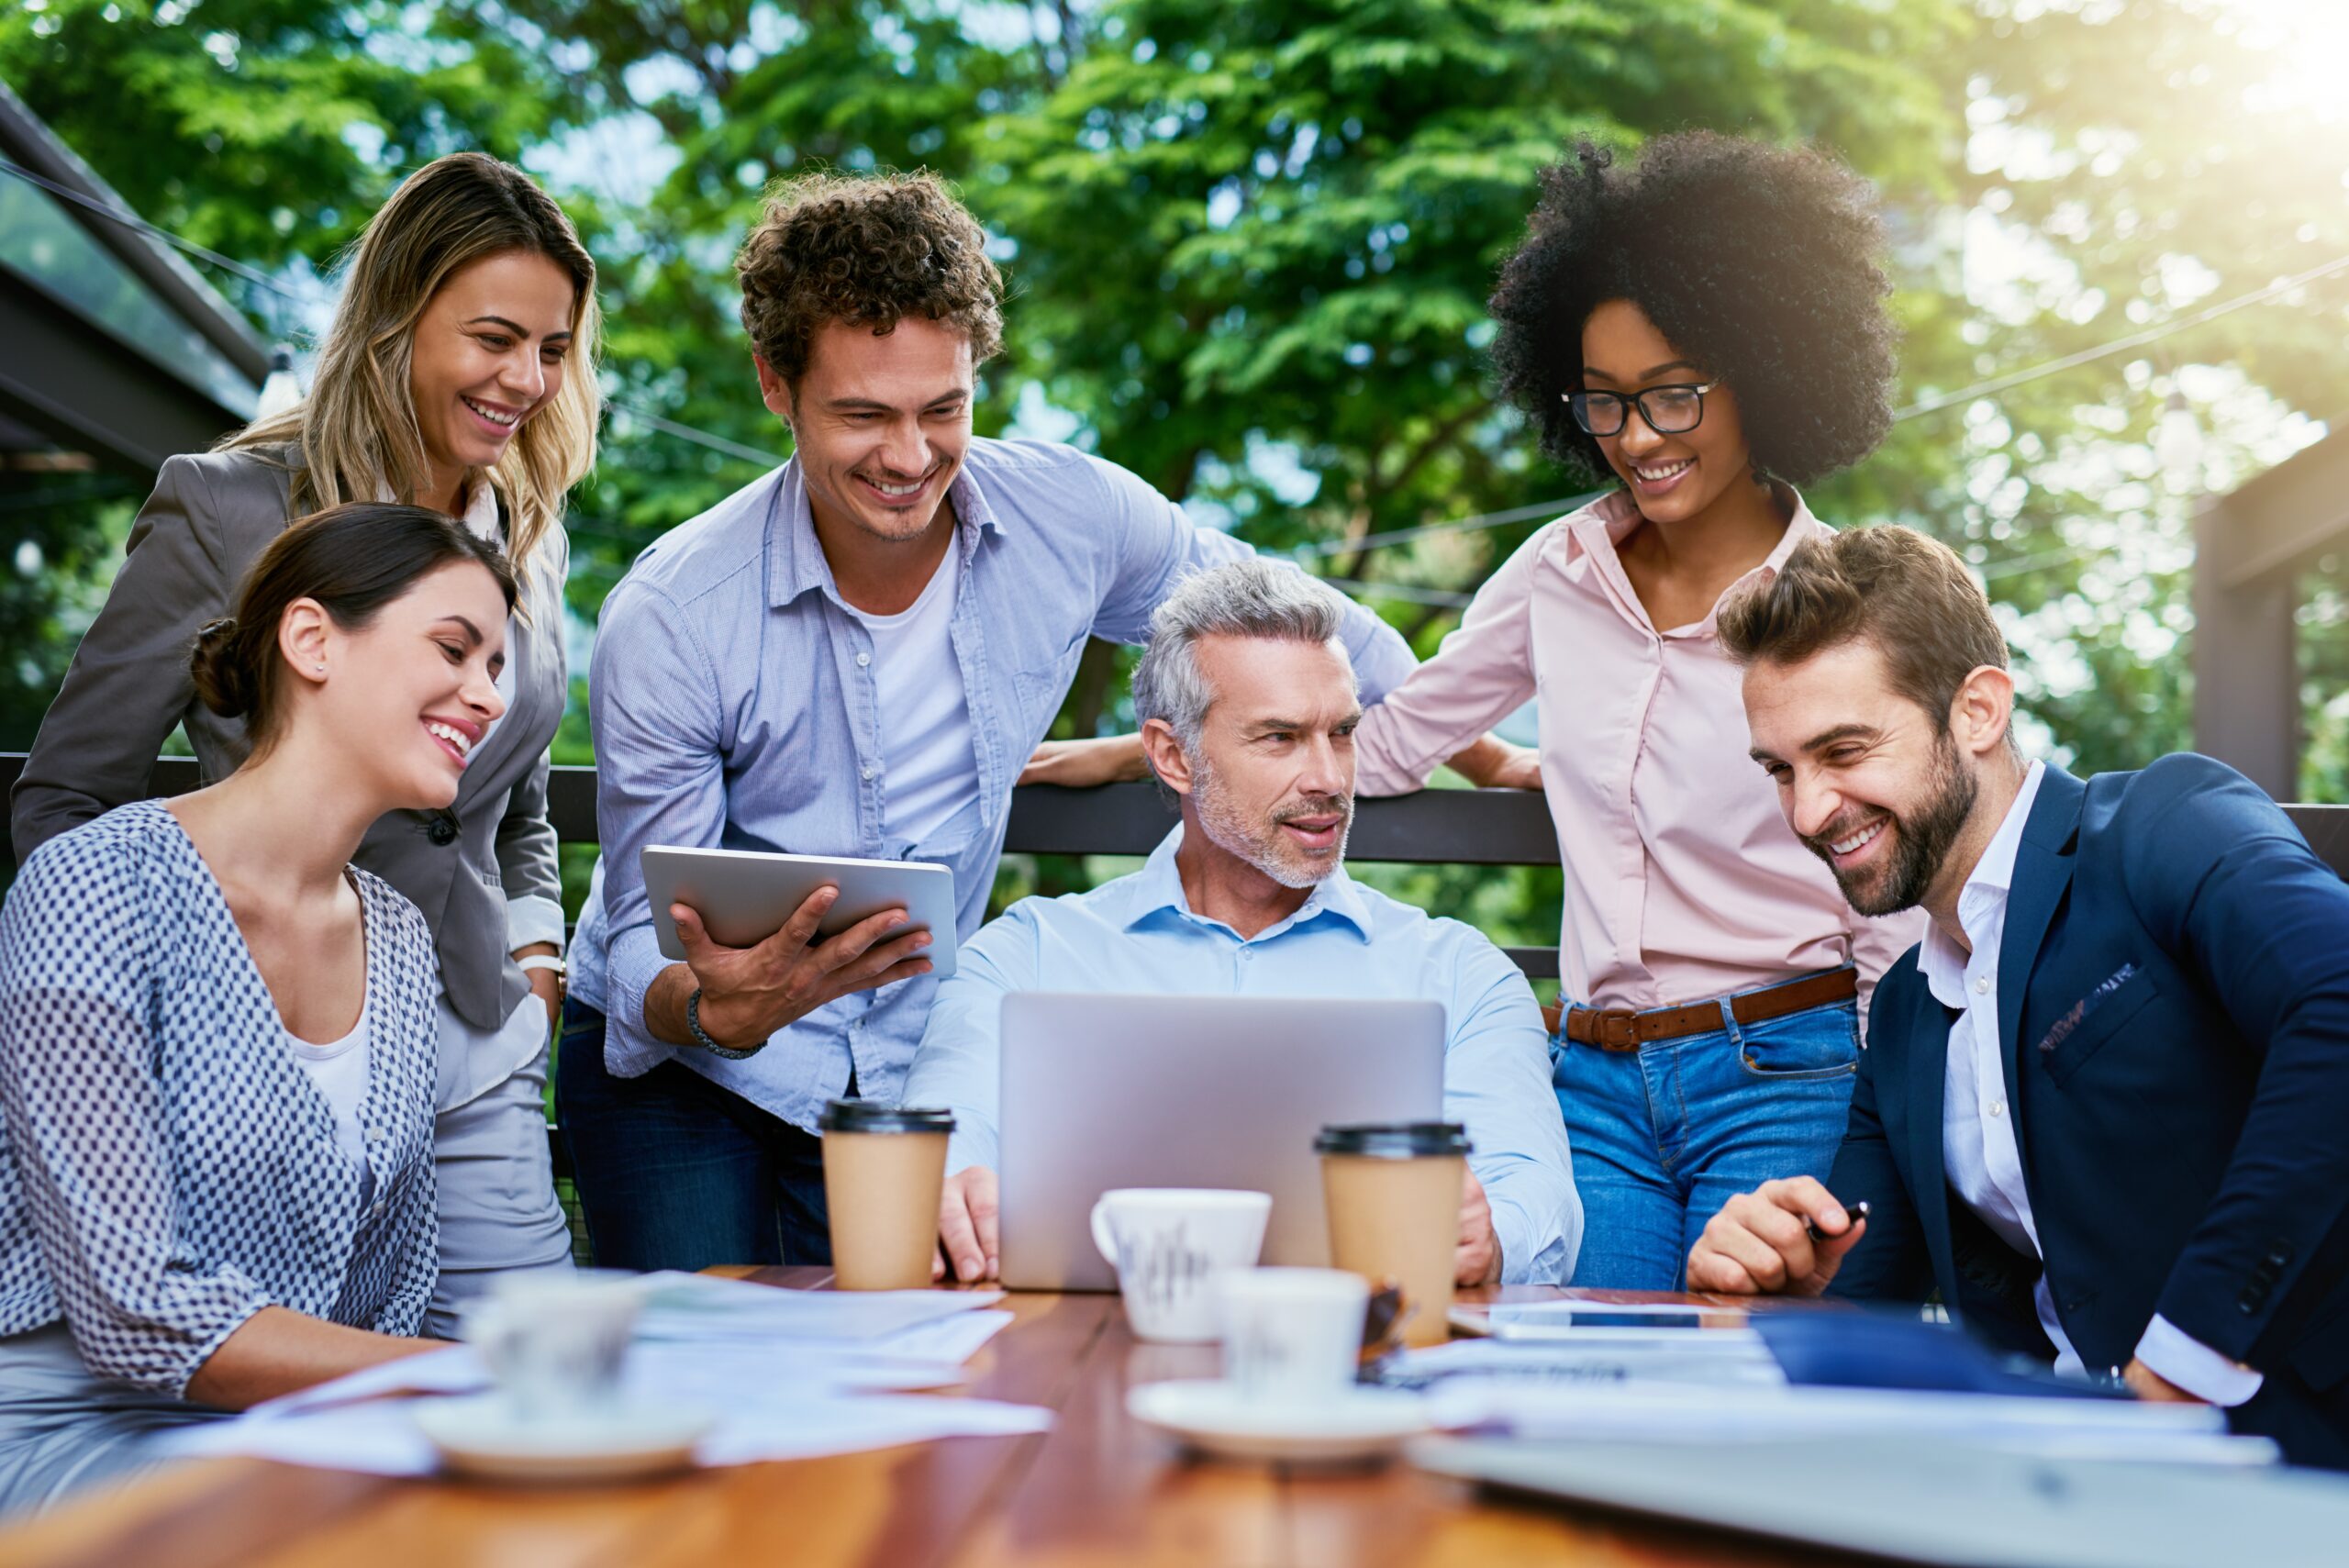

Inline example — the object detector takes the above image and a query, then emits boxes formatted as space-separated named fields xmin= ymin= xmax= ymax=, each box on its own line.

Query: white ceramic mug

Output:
xmin=1217 ymin=1267 xmax=1370 ymax=1401
xmin=1089 ymin=1188 xmax=1273 ymax=1343
xmin=463 ymin=1270 xmax=647 ymax=1422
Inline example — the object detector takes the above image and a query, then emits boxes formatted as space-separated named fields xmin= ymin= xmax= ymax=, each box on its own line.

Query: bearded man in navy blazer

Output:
xmin=1687 ymin=524 xmax=2349 ymax=1468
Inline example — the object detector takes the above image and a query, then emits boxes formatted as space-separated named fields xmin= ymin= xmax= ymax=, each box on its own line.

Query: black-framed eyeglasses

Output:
xmin=1564 ymin=382 xmax=1717 ymax=438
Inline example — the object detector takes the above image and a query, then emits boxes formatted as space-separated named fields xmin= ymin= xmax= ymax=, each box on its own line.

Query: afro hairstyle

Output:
xmin=1488 ymin=131 xmax=1897 ymax=488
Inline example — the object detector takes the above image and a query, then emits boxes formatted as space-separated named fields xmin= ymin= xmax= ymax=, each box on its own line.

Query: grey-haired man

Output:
xmin=903 ymin=560 xmax=1581 ymax=1286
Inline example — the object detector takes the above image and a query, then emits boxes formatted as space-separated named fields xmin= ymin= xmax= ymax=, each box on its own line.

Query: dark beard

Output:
xmin=1807 ymin=733 xmax=1976 ymax=917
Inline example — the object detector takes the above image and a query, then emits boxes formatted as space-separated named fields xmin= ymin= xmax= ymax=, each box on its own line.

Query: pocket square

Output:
xmin=2033 ymin=963 xmax=2140 ymax=1055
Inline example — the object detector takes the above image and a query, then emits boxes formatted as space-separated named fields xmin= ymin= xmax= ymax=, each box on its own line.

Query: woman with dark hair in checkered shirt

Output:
xmin=0 ymin=503 xmax=517 ymax=1514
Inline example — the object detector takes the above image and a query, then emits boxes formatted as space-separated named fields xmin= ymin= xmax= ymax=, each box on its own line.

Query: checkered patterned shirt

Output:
xmin=0 ymin=802 xmax=440 ymax=1396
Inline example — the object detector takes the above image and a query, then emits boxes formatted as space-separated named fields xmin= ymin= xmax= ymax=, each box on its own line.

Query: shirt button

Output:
xmin=366 ymin=1128 xmax=386 ymax=1144
xmin=371 ymin=1202 xmax=387 ymax=1218
xmin=1989 ymin=1099 xmax=2006 ymax=1118
xmin=1974 ymin=975 xmax=1989 ymax=995
xmin=856 ymin=651 xmax=871 ymax=668
xmin=861 ymin=765 xmax=874 ymax=781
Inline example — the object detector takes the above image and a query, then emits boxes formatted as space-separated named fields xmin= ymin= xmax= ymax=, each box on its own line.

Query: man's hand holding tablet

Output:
xmin=638 ymin=846 xmax=956 ymax=1057
xmin=667 ymin=886 xmax=935 ymax=1053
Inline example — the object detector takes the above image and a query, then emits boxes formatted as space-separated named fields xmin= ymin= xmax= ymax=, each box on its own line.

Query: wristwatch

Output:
xmin=686 ymin=987 xmax=763 ymax=1060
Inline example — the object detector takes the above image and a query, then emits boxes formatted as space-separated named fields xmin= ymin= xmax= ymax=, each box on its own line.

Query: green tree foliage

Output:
xmin=6 ymin=0 xmax=2348 ymax=931
xmin=0 ymin=0 xmax=560 ymax=747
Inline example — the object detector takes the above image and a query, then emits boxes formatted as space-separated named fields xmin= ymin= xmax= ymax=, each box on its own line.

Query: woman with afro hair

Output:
xmin=1353 ymin=131 xmax=1927 ymax=1290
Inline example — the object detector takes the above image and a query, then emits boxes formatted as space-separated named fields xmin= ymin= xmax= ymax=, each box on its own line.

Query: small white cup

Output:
xmin=1090 ymin=1188 xmax=1273 ymax=1343
xmin=1217 ymin=1267 xmax=1370 ymax=1401
xmin=463 ymin=1270 xmax=647 ymax=1423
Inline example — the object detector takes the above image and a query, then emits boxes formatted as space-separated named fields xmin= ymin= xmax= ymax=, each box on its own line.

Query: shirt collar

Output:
xmin=767 ymin=454 xmax=1005 ymax=609
xmin=1119 ymin=824 xmax=1375 ymax=943
xmin=1564 ymin=483 xmax=1828 ymax=632
xmin=456 ymin=474 xmax=502 ymax=543
xmin=1917 ymin=759 xmax=2047 ymax=1007
xmin=374 ymin=474 xmax=502 ymax=542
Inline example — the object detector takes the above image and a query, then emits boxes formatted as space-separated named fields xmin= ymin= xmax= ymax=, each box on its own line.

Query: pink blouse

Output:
xmin=1354 ymin=488 xmax=1926 ymax=1017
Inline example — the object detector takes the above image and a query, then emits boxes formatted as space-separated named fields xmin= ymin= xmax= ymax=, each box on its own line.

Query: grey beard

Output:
xmin=1190 ymin=757 xmax=1351 ymax=889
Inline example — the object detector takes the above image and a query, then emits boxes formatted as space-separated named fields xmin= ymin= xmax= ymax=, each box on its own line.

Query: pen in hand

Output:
xmin=1805 ymin=1199 xmax=1869 ymax=1243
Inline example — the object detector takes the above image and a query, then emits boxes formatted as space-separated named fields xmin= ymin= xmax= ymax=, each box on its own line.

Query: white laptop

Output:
xmin=996 ymin=992 xmax=1447 ymax=1291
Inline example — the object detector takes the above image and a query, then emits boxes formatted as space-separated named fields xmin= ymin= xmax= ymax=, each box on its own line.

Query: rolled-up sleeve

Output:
xmin=1439 ymin=925 xmax=1581 ymax=1284
xmin=1353 ymin=525 xmax=1543 ymax=795
xmin=1080 ymin=459 xmax=1417 ymax=704
xmin=587 ymin=580 xmax=730 ymax=1074
xmin=0 ymin=847 xmax=270 ymax=1395
xmin=901 ymin=903 xmax=1043 ymax=1176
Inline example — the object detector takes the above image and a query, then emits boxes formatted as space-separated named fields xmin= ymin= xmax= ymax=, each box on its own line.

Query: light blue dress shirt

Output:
xmin=902 ymin=826 xmax=1584 ymax=1285
xmin=570 ymin=437 xmax=1417 ymax=1134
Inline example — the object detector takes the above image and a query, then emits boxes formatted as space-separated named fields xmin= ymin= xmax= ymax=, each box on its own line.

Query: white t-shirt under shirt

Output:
xmin=842 ymin=543 xmax=981 ymax=845
xmin=286 ymin=1004 xmax=371 ymax=1170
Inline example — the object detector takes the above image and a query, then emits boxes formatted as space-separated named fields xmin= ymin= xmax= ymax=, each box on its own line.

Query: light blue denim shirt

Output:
xmin=902 ymin=826 xmax=1584 ymax=1285
xmin=570 ymin=438 xmax=1417 ymax=1134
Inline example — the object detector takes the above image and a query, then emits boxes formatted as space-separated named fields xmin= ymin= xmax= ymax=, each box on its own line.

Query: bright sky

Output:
xmin=2225 ymin=0 xmax=2349 ymax=123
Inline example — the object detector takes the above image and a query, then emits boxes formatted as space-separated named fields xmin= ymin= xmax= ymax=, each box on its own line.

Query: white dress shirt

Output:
xmin=1919 ymin=760 xmax=2260 ymax=1405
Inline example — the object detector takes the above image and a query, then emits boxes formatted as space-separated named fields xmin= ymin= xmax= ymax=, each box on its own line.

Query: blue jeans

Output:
xmin=554 ymin=999 xmax=833 ymax=1272
xmin=1554 ymin=978 xmax=1860 ymax=1290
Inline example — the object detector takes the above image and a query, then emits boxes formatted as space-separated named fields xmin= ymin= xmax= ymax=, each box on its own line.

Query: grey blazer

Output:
xmin=10 ymin=443 xmax=568 ymax=1039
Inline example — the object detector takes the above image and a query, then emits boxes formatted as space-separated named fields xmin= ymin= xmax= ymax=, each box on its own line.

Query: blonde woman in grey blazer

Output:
xmin=11 ymin=153 xmax=602 ymax=1335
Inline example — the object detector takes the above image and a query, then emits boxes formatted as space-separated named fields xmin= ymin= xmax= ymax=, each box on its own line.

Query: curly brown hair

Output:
xmin=735 ymin=171 xmax=1005 ymax=385
xmin=1490 ymin=133 xmax=1896 ymax=488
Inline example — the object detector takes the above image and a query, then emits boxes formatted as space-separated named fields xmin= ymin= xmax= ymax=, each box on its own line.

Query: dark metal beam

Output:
xmin=0 ymin=81 xmax=271 ymax=385
xmin=0 ymin=273 xmax=248 ymax=475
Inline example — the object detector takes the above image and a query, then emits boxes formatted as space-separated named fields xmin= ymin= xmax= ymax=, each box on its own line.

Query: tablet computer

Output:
xmin=640 ymin=846 xmax=959 ymax=979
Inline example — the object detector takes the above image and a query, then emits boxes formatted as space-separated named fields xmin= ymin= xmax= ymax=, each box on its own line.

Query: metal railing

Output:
xmin=13 ymin=756 xmax=2349 ymax=985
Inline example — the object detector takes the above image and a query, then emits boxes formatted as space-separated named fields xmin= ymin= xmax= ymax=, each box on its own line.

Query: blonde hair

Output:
xmin=225 ymin=152 xmax=600 ymax=579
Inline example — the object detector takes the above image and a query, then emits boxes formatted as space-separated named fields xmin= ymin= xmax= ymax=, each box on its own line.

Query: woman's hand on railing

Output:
xmin=1445 ymin=735 xmax=1542 ymax=791
xmin=1019 ymin=734 xmax=1150 ymax=788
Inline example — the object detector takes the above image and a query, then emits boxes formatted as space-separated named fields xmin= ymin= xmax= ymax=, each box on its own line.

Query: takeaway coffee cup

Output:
xmin=465 ymin=1270 xmax=647 ymax=1422
xmin=1089 ymin=1188 xmax=1273 ymax=1343
xmin=819 ymin=1099 xmax=955 ymax=1290
xmin=1315 ymin=1122 xmax=1472 ymax=1348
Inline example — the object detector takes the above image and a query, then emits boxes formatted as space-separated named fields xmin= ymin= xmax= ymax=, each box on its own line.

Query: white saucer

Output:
xmin=1126 ymin=1381 xmax=1433 ymax=1465
xmin=414 ymin=1396 xmax=717 ymax=1484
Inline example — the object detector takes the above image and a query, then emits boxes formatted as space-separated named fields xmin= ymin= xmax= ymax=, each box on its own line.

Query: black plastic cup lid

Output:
xmin=1313 ymin=1121 xmax=1472 ymax=1158
xmin=818 ymin=1099 xmax=954 ymax=1134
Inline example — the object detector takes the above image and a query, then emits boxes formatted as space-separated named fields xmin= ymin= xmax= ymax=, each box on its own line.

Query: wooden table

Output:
xmin=0 ymin=1274 xmax=1825 ymax=1568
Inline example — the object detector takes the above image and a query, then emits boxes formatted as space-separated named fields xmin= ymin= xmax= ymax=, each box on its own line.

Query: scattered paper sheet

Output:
xmin=195 ymin=1285 xmax=1037 ymax=1478
xmin=1386 ymin=1335 xmax=1786 ymax=1391
xmin=634 ymin=1273 xmax=1003 ymax=1342
xmin=160 ymin=1389 xmax=1051 ymax=1476
xmin=252 ymin=1309 xmax=1018 ymax=1423
xmin=1425 ymin=1380 xmax=2278 ymax=1465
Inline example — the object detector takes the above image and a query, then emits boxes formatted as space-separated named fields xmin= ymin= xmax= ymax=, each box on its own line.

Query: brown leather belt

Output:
xmin=1562 ymin=968 xmax=1858 ymax=1052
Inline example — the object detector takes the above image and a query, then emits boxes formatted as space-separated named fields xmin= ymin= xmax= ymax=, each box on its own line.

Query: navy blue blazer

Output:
xmin=1825 ymin=754 xmax=2349 ymax=1462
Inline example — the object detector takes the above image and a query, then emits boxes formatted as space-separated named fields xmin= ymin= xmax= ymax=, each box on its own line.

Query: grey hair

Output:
xmin=1130 ymin=559 xmax=1354 ymax=756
